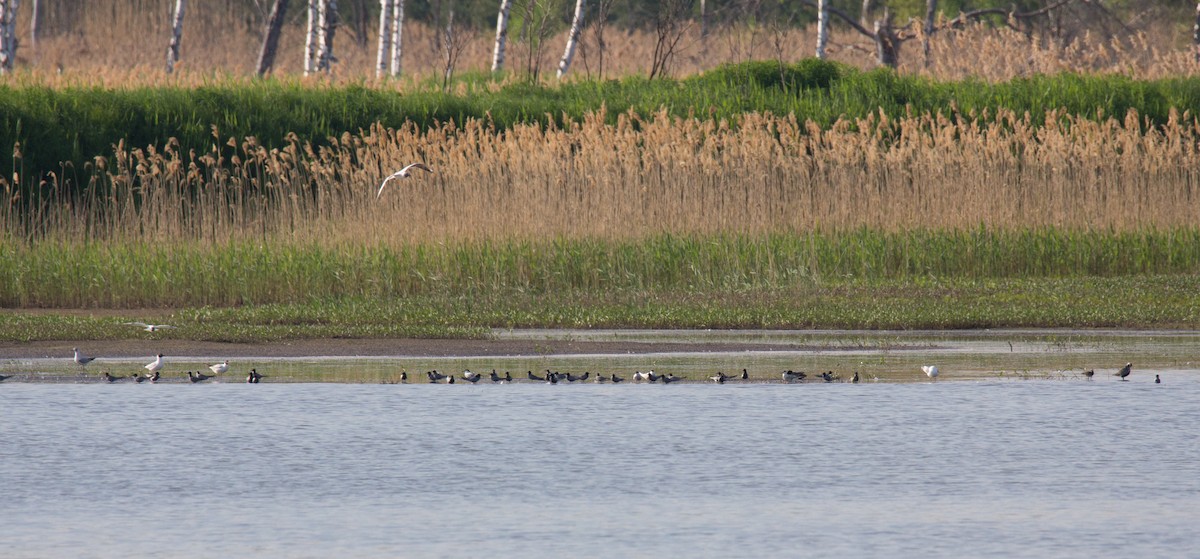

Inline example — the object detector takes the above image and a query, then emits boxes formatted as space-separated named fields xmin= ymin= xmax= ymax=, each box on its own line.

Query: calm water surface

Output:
xmin=3 ymin=378 xmax=1199 ymax=558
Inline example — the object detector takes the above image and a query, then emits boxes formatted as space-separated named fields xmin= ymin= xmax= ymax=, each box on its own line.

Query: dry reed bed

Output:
xmin=7 ymin=107 xmax=1199 ymax=247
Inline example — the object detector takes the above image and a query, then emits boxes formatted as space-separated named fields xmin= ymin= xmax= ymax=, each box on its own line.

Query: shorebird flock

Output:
xmin=0 ymin=350 xmax=1161 ymax=385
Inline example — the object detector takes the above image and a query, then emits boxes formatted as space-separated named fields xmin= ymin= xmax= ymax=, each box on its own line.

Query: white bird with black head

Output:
xmin=376 ymin=163 xmax=433 ymax=199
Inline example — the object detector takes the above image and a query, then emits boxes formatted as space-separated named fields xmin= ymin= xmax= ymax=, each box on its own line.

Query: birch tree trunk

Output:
xmin=556 ymin=0 xmax=586 ymax=79
xmin=389 ymin=0 xmax=404 ymax=76
xmin=699 ymin=0 xmax=707 ymax=38
xmin=376 ymin=0 xmax=393 ymax=77
xmin=256 ymin=0 xmax=290 ymax=76
xmin=815 ymin=0 xmax=829 ymax=59
xmin=491 ymin=0 xmax=513 ymax=73
xmin=317 ymin=0 xmax=338 ymax=72
xmin=1194 ymin=2 xmax=1200 ymax=64
xmin=165 ymin=0 xmax=186 ymax=73
xmin=860 ymin=0 xmax=874 ymax=29
xmin=305 ymin=0 xmax=319 ymax=75
xmin=29 ymin=0 xmax=37 ymax=50
xmin=0 ymin=0 xmax=15 ymax=74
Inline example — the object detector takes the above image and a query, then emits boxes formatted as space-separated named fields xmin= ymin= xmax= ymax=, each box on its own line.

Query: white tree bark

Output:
xmin=29 ymin=0 xmax=37 ymax=50
xmin=389 ymin=0 xmax=404 ymax=76
xmin=304 ymin=0 xmax=319 ymax=75
xmin=491 ymin=0 xmax=513 ymax=73
xmin=376 ymin=0 xmax=393 ymax=77
xmin=815 ymin=0 xmax=829 ymax=59
xmin=165 ymin=0 xmax=185 ymax=73
xmin=0 ymin=0 xmax=15 ymax=74
xmin=316 ymin=0 xmax=337 ymax=72
xmin=1195 ymin=2 xmax=1200 ymax=63
xmin=556 ymin=0 xmax=586 ymax=79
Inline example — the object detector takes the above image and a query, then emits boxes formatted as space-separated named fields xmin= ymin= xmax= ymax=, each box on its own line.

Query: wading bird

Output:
xmin=1114 ymin=363 xmax=1132 ymax=381
xmin=73 ymin=348 xmax=97 ymax=369
xmin=376 ymin=163 xmax=433 ymax=198
xmin=125 ymin=322 xmax=175 ymax=332
xmin=922 ymin=365 xmax=939 ymax=380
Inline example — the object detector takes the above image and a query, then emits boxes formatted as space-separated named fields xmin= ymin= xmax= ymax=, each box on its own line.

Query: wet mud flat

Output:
xmin=0 ymin=329 xmax=1196 ymax=384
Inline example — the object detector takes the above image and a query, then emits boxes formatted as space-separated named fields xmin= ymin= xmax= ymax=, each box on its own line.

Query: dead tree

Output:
xmin=556 ymin=0 xmax=586 ymax=79
xmin=922 ymin=0 xmax=936 ymax=66
xmin=0 ymin=0 xmax=16 ymax=74
xmin=584 ymin=0 xmax=615 ymax=79
xmin=801 ymin=0 xmax=1077 ymax=69
xmin=517 ymin=0 xmax=559 ymax=82
xmin=648 ymin=0 xmax=692 ymax=80
xmin=440 ymin=9 xmax=474 ymax=90
xmin=165 ymin=0 xmax=186 ymax=73
xmin=492 ymin=0 xmax=514 ymax=73
xmin=376 ymin=0 xmax=394 ymax=77
xmin=256 ymin=0 xmax=290 ymax=76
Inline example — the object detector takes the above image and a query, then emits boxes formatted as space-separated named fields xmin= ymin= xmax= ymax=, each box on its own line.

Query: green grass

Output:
xmin=2 ymin=275 xmax=1198 ymax=342
xmin=2 ymin=228 xmax=1199 ymax=308
xmin=0 ymin=228 xmax=1199 ymax=341
xmin=5 ymin=61 xmax=1200 ymax=186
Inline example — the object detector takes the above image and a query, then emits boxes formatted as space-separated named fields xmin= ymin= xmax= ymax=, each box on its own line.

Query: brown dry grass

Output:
xmin=11 ymin=107 xmax=1199 ymax=246
xmin=4 ymin=3 xmax=1195 ymax=88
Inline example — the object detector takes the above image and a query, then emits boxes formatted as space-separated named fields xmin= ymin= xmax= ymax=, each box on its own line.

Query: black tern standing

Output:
xmin=0 ymin=373 xmax=13 ymax=382
xmin=740 ymin=368 xmax=749 ymax=380
xmin=188 ymin=371 xmax=214 ymax=383
xmin=247 ymin=369 xmax=264 ymax=383
xmin=1114 ymin=363 xmax=1132 ymax=381
xmin=610 ymin=373 xmax=624 ymax=383
xmin=1082 ymin=370 xmax=1095 ymax=380
xmin=1155 ymin=374 xmax=1161 ymax=384
xmin=102 ymin=372 xmax=124 ymax=383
